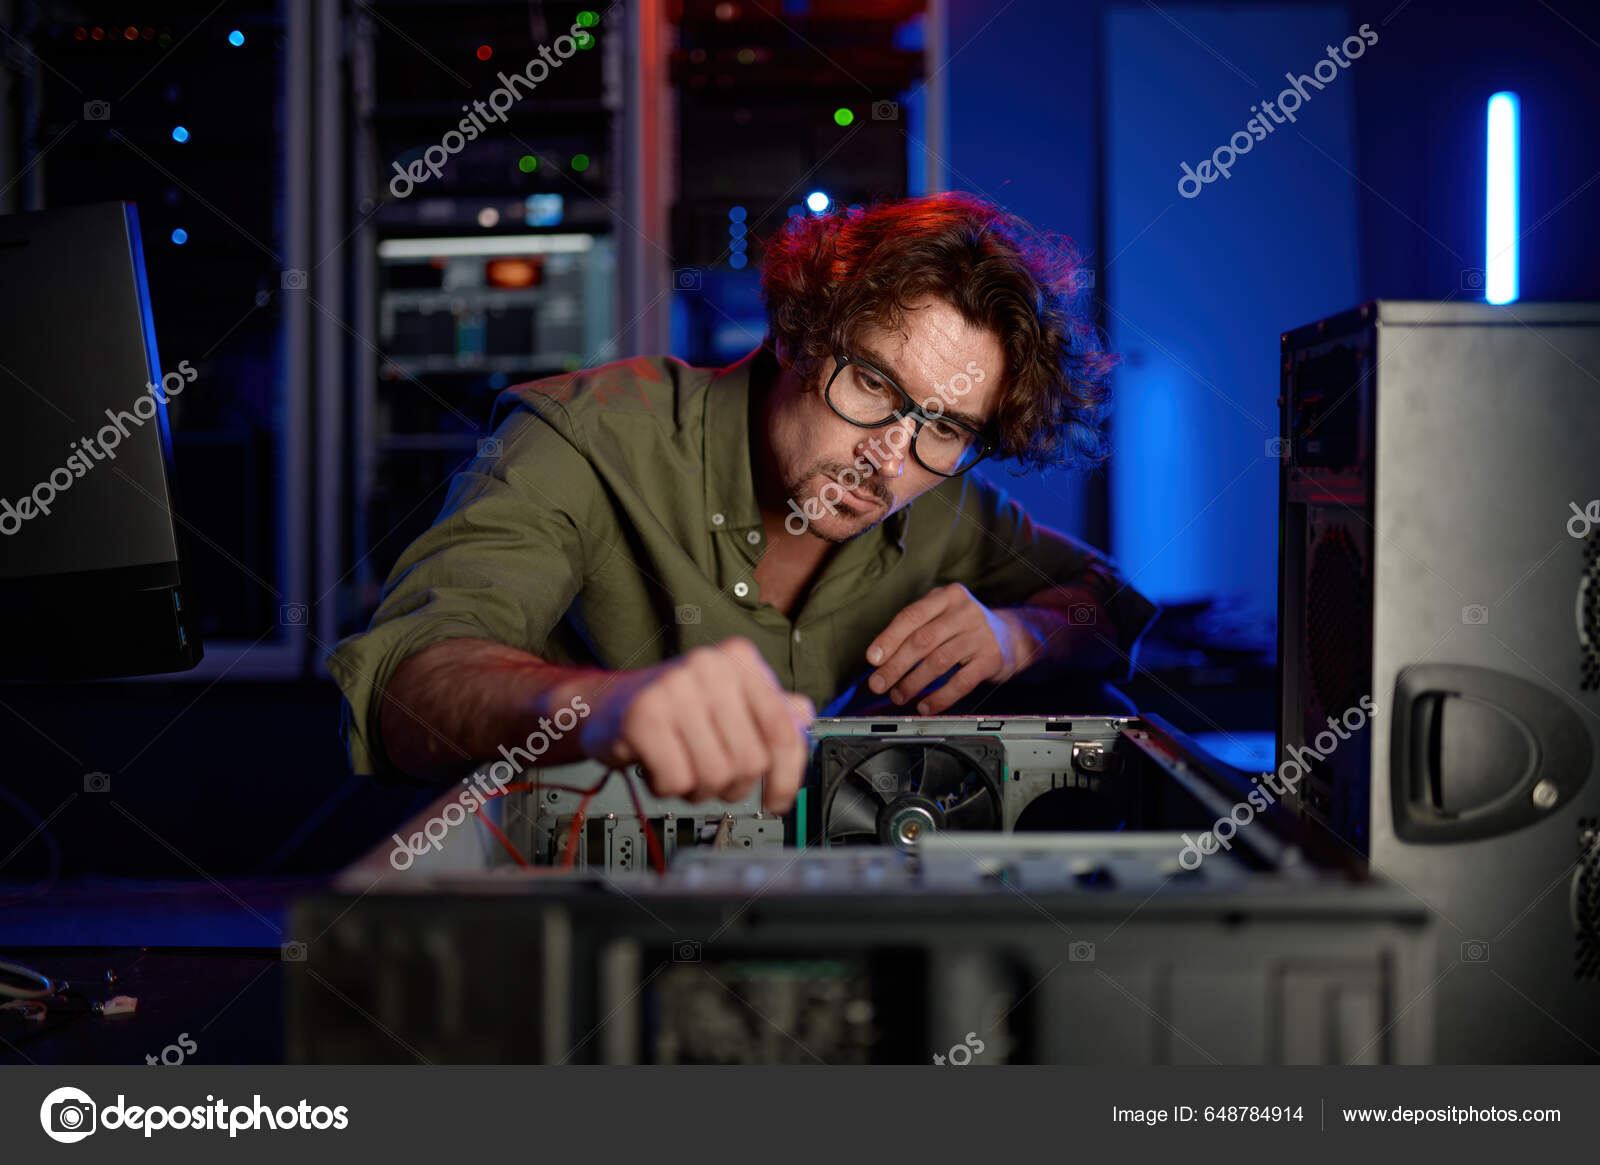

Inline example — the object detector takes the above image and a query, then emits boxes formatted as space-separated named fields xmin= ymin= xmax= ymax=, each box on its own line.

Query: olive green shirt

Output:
xmin=327 ymin=345 xmax=1158 ymax=780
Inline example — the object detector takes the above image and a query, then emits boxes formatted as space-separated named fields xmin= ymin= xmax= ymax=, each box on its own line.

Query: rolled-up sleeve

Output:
xmin=325 ymin=400 xmax=604 ymax=780
xmin=937 ymin=474 xmax=1160 ymax=676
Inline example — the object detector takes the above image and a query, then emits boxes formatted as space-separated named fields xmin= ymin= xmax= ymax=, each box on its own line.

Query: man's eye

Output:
xmin=926 ymin=421 xmax=962 ymax=442
xmin=859 ymin=373 xmax=892 ymax=395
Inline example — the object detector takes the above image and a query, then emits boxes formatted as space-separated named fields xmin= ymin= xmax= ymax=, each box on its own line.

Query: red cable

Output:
xmin=471 ymin=804 xmax=530 ymax=868
xmin=621 ymin=769 xmax=668 ymax=876
xmin=473 ymin=768 xmax=665 ymax=873
xmin=480 ymin=780 xmax=567 ymax=799
xmin=480 ymin=779 xmax=615 ymax=800
xmin=559 ymin=769 xmax=614 ymax=870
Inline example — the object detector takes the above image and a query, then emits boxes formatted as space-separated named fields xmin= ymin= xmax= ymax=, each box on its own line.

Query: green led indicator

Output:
xmin=570 ymin=153 xmax=590 ymax=172
xmin=577 ymin=10 xmax=599 ymax=27
xmin=834 ymin=107 xmax=854 ymax=127
xmin=517 ymin=155 xmax=539 ymax=173
xmin=576 ymin=31 xmax=594 ymax=50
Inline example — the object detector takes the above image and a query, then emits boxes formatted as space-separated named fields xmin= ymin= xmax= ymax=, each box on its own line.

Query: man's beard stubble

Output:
xmin=783 ymin=459 xmax=895 ymax=545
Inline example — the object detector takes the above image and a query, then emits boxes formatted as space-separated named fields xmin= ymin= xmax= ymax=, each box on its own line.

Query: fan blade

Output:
xmin=853 ymin=748 xmax=914 ymax=801
xmin=919 ymin=748 xmax=972 ymax=800
xmin=942 ymin=787 xmax=999 ymax=831
xmin=827 ymin=780 xmax=882 ymax=837
xmin=907 ymin=747 xmax=928 ymax=793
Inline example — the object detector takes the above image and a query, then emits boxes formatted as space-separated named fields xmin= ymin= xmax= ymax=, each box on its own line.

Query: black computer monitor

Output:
xmin=0 ymin=202 xmax=202 ymax=679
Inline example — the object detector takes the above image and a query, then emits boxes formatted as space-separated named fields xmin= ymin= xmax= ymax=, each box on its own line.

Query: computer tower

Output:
xmin=1279 ymin=300 xmax=1600 ymax=1061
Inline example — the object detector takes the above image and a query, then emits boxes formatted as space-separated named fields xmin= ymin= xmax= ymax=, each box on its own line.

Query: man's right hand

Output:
xmin=573 ymin=637 xmax=814 ymax=813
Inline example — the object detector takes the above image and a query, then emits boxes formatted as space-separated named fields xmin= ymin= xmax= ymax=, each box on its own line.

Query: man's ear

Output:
xmin=768 ymin=338 xmax=822 ymax=394
xmin=768 ymin=335 xmax=803 ymax=372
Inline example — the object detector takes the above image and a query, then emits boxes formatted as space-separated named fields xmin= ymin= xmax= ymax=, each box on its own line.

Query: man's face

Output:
xmin=768 ymin=296 xmax=1006 ymax=544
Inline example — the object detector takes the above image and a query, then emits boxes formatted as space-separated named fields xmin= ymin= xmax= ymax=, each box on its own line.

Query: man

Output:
xmin=327 ymin=192 xmax=1158 ymax=817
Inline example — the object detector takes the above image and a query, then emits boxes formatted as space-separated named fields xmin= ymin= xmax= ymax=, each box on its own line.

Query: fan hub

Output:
xmin=880 ymin=795 xmax=944 ymax=850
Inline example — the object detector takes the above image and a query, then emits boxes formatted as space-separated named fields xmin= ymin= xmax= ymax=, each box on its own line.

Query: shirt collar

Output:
xmin=702 ymin=344 xmax=771 ymax=533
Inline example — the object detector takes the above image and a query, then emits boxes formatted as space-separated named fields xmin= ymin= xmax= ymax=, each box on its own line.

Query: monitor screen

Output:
xmin=0 ymin=201 xmax=201 ymax=679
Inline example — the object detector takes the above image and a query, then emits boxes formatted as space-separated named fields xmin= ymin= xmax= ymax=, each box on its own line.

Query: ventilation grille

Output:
xmin=1577 ymin=817 xmax=1600 ymax=981
xmin=1582 ymin=531 xmax=1598 ymax=692
xmin=1306 ymin=523 xmax=1369 ymax=717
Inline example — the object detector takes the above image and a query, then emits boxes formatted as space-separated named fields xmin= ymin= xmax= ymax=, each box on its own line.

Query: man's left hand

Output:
xmin=864 ymin=583 xmax=1045 ymax=715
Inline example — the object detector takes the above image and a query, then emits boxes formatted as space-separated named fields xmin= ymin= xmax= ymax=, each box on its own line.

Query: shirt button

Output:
xmin=733 ymin=581 xmax=749 ymax=598
xmin=746 ymin=530 xmax=761 ymax=545
xmin=792 ymin=629 xmax=802 ymax=643
xmin=711 ymin=512 xmax=725 ymax=526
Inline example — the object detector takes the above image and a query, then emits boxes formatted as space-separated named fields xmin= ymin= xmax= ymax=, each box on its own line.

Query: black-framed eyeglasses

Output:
xmin=822 ymin=352 xmax=995 ymax=477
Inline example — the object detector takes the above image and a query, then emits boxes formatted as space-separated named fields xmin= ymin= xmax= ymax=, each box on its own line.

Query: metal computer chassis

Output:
xmin=290 ymin=829 xmax=1434 ymax=1064
xmin=497 ymin=715 xmax=1293 ymax=871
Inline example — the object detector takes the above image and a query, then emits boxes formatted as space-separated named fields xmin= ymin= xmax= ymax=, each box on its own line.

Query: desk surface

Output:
xmin=0 ymin=948 xmax=285 ymax=1065
xmin=0 ymin=876 xmax=324 ymax=1064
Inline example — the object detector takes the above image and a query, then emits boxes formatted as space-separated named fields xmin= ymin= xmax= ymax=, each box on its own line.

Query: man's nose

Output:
xmin=864 ymin=418 xmax=915 ymax=478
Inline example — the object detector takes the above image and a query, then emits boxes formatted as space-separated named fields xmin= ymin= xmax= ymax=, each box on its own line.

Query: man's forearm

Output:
xmin=379 ymin=638 xmax=610 ymax=782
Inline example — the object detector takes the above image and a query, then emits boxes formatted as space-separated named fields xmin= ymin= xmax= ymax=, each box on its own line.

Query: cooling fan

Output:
xmin=814 ymin=736 xmax=1005 ymax=849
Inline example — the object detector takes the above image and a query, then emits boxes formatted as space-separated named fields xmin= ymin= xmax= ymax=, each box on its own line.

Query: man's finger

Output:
xmin=870 ymin=613 xmax=970 ymax=698
xmin=747 ymin=688 xmax=811 ymax=814
xmin=705 ymin=680 xmax=772 ymax=799
xmin=865 ymin=586 xmax=957 ymax=669
xmin=669 ymin=697 xmax=732 ymax=802
xmin=892 ymin=630 xmax=991 ymax=707
xmin=917 ymin=652 xmax=996 ymax=716
xmin=631 ymin=720 xmax=696 ymax=801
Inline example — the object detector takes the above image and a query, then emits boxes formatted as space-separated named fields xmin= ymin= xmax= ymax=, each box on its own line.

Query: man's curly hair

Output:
xmin=758 ymin=191 xmax=1117 ymax=473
